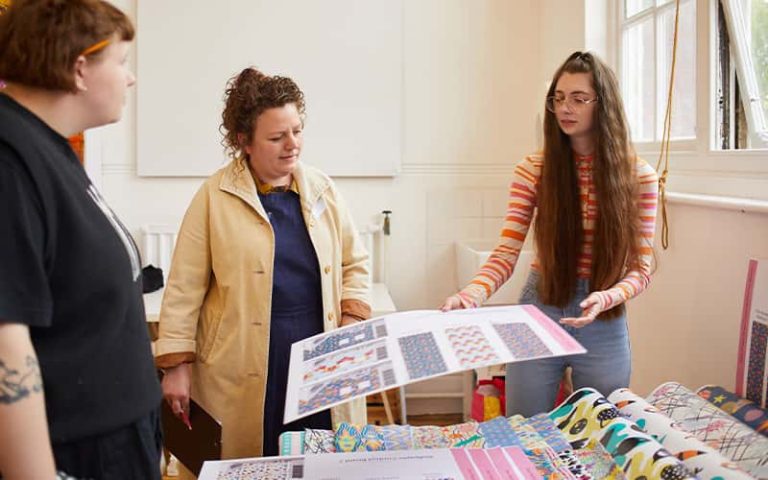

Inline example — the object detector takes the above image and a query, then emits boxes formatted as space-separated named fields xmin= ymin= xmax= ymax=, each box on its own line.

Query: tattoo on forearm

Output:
xmin=0 ymin=355 xmax=43 ymax=404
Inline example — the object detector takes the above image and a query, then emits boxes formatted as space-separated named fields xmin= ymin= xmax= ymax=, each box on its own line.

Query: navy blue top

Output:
xmin=258 ymin=190 xmax=331 ymax=455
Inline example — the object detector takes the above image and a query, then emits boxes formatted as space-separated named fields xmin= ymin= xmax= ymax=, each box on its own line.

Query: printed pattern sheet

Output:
xmin=608 ymin=387 xmax=753 ymax=480
xmin=285 ymin=305 xmax=586 ymax=423
xmin=198 ymin=456 xmax=304 ymax=480
xmin=648 ymin=381 xmax=768 ymax=478
xmin=549 ymin=388 xmax=696 ymax=479
xmin=736 ymin=258 xmax=768 ymax=408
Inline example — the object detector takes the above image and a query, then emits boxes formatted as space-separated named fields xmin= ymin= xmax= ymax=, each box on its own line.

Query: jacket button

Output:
xmin=324 ymin=265 xmax=331 ymax=274
xmin=327 ymin=312 xmax=334 ymax=321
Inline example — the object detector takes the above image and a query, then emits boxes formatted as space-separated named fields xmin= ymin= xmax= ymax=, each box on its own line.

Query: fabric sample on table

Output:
xmin=374 ymin=424 xmax=414 ymax=451
xmin=609 ymin=388 xmax=752 ymax=480
xmin=398 ymin=332 xmax=448 ymax=379
xmin=440 ymin=421 xmax=484 ymax=448
xmin=573 ymin=439 xmax=627 ymax=480
xmin=477 ymin=415 xmax=525 ymax=449
xmin=525 ymin=413 xmax=572 ymax=452
xmin=549 ymin=387 xmax=695 ymax=479
xmin=697 ymin=384 xmax=768 ymax=436
xmin=508 ymin=415 xmax=550 ymax=451
xmin=411 ymin=425 xmax=452 ymax=449
xmin=334 ymin=423 xmax=384 ymax=453
xmin=279 ymin=430 xmax=306 ymax=456
xmin=648 ymin=381 xmax=768 ymax=478
xmin=303 ymin=428 xmax=336 ymax=454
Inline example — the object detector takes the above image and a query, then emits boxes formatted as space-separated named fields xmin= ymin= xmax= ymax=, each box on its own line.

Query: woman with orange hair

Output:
xmin=0 ymin=0 xmax=161 ymax=478
xmin=442 ymin=51 xmax=659 ymax=416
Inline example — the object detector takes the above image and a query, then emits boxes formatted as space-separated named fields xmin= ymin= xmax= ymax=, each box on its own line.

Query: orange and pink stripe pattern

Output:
xmin=457 ymin=154 xmax=659 ymax=311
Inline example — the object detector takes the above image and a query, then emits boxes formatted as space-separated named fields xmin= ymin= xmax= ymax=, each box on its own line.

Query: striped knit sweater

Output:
xmin=457 ymin=153 xmax=659 ymax=313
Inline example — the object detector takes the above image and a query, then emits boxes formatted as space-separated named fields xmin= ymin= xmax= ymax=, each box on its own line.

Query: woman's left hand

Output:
xmin=339 ymin=314 xmax=362 ymax=327
xmin=559 ymin=291 xmax=606 ymax=328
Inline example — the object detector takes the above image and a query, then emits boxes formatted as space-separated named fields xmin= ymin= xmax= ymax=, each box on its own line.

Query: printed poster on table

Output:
xmin=737 ymin=258 xmax=768 ymax=408
xmin=284 ymin=305 xmax=586 ymax=423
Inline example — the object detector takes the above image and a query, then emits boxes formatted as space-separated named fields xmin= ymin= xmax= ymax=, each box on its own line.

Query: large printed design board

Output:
xmin=285 ymin=305 xmax=586 ymax=423
xmin=199 ymin=447 xmax=539 ymax=480
xmin=737 ymin=258 xmax=768 ymax=408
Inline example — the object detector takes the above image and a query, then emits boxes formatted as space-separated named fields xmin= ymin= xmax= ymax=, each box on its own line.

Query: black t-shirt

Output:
xmin=0 ymin=94 xmax=161 ymax=443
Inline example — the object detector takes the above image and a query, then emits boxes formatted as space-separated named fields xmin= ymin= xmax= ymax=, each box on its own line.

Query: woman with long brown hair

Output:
xmin=441 ymin=51 xmax=659 ymax=416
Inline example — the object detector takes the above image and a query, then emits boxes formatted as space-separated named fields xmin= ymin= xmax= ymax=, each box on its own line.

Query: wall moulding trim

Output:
xmin=400 ymin=163 xmax=516 ymax=175
xmin=102 ymin=164 xmax=135 ymax=175
xmin=667 ymin=191 xmax=768 ymax=214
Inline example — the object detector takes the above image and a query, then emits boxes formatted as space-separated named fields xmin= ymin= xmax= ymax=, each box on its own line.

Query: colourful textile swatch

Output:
xmin=609 ymin=388 xmax=751 ymax=480
xmin=648 ymin=382 xmax=768 ymax=479
xmin=525 ymin=413 xmax=572 ymax=452
xmin=411 ymin=425 xmax=452 ymax=449
xmin=334 ymin=423 xmax=384 ymax=453
xmin=572 ymin=439 xmax=627 ymax=480
xmin=697 ymin=384 xmax=768 ymax=436
xmin=440 ymin=421 xmax=484 ymax=448
xmin=549 ymin=388 xmax=695 ymax=479
xmin=303 ymin=428 xmax=336 ymax=454
xmin=375 ymin=424 xmax=414 ymax=451
xmin=507 ymin=415 xmax=549 ymax=451
xmin=477 ymin=415 xmax=525 ymax=449
xmin=278 ymin=431 xmax=305 ymax=456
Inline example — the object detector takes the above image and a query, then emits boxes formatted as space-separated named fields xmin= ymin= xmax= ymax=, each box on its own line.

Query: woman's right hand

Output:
xmin=161 ymin=362 xmax=191 ymax=419
xmin=439 ymin=294 xmax=465 ymax=312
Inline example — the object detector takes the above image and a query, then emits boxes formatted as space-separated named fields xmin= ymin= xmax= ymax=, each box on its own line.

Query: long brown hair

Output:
xmin=535 ymin=51 xmax=639 ymax=319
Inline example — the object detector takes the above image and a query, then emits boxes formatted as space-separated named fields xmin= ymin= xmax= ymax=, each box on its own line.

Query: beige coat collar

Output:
xmin=217 ymin=158 xmax=330 ymax=222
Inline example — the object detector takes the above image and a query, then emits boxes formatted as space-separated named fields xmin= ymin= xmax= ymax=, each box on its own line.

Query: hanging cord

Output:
xmin=655 ymin=0 xmax=682 ymax=250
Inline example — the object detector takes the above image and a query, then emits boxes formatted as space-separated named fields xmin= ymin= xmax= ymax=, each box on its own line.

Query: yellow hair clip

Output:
xmin=80 ymin=39 xmax=111 ymax=57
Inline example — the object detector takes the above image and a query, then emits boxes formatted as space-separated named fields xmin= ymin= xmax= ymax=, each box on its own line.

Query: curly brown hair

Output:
xmin=0 ymin=0 xmax=134 ymax=92
xmin=535 ymin=51 xmax=640 ymax=319
xmin=220 ymin=67 xmax=306 ymax=160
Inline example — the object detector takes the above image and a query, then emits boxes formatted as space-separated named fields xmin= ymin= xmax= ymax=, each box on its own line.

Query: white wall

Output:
xmin=96 ymin=0 xmax=767 ymax=402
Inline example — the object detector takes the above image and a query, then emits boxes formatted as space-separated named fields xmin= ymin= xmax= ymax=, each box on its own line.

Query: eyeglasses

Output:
xmin=545 ymin=95 xmax=599 ymax=113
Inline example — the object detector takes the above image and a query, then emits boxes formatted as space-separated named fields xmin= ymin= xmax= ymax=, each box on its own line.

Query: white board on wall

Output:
xmin=136 ymin=1 xmax=402 ymax=177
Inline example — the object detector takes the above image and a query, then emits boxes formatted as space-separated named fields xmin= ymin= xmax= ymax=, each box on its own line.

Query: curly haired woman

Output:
xmin=155 ymin=67 xmax=371 ymax=472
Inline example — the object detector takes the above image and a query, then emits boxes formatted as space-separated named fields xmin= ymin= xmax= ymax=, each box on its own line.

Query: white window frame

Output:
xmin=720 ymin=0 xmax=768 ymax=146
xmin=613 ymin=0 xmax=768 ymax=202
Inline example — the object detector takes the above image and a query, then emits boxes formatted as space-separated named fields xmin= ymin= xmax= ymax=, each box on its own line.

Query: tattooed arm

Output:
xmin=0 ymin=322 xmax=56 ymax=479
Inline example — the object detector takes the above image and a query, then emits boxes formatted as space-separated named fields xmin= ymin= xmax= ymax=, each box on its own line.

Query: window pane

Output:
xmin=623 ymin=18 xmax=655 ymax=142
xmin=748 ymin=0 xmax=768 ymax=124
xmin=625 ymin=0 xmax=654 ymax=18
xmin=658 ymin=0 xmax=697 ymax=139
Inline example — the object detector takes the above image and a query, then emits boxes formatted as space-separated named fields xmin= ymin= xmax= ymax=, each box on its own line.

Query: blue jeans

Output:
xmin=505 ymin=271 xmax=631 ymax=417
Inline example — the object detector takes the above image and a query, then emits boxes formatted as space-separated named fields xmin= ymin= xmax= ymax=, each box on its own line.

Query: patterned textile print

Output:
xmin=303 ymin=323 xmax=375 ymax=360
xmin=334 ymin=423 xmax=384 ymax=452
xmin=609 ymin=388 xmax=753 ymax=480
xmin=397 ymin=332 xmax=448 ymax=379
xmin=573 ymin=439 xmax=628 ymax=479
xmin=549 ymin=388 xmax=696 ymax=479
xmin=303 ymin=428 xmax=336 ymax=454
xmin=375 ymin=424 xmax=414 ymax=450
xmin=216 ymin=459 xmax=294 ymax=480
xmin=525 ymin=413 xmax=572 ymax=452
xmin=477 ymin=415 xmax=525 ymax=449
xmin=411 ymin=425 xmax=451 ymax=449
xmin=492 ymin=322 xmax=553 ymax=359
xmin=445 ymin=325 xmax=500 ymax=368
xmin=747 ymin=322 xmax=768 ymax=406
xmin=299 ymin=365 xmax=384 ymax=414
xmin=648 ymin=382 xmax=768 ymax=479
xmin=697 ymin=385 xmax=768 ymax=435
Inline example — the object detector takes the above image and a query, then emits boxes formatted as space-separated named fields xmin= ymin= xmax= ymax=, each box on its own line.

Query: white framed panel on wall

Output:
xmin=136 ymin=0 xmax=402 ymax=177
